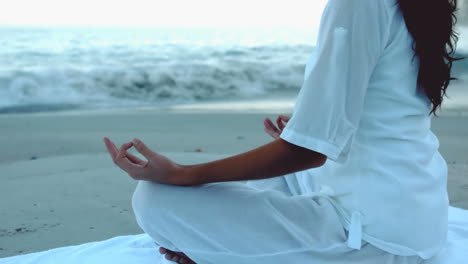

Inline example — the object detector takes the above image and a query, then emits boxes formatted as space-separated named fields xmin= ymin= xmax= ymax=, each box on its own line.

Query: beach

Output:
xmin=0 ymin=105 xmax=467 ymax=258
xmin=0 ymin=0 xmax=467 ymax=260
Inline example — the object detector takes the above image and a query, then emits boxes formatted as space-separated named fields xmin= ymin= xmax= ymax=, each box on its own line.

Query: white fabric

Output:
xmin=0 ymin=178 xmax=467 ymax=264
xmin=280 ymin=0 xmax=449 ymax=259
xmin=130 ymin=179 xmax=426 ymax=264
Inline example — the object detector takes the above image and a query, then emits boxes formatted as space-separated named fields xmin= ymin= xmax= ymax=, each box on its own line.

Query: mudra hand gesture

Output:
xmin=264 ymin=115 xmax=291 ymax=139
xmin=103 ymin=114 xmax=291 ymax=186
xmin=103 ymin=137 xmax=186 ymax=185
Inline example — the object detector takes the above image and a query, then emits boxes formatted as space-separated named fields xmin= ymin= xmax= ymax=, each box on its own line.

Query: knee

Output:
xmin=131 ymin=181 xmax=173 ymax=225
xmin=131 ymin=181 xmax=145 ymax=220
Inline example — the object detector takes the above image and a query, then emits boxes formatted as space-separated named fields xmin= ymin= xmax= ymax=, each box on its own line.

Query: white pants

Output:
xmin=131 ymin=175 xmax=424 ymax=264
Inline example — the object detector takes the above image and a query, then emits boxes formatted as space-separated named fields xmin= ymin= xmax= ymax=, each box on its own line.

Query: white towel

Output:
xmin=1 ymin=206 xmax=467 ymax=264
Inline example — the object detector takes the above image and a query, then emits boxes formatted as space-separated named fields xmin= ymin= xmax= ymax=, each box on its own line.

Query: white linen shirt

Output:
xmin=280 ymin=0 xmax=449 ymax=260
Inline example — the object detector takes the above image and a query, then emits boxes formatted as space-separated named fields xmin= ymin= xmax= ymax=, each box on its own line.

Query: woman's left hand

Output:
xmin=103 ymin=137 xmax=189 ymax=185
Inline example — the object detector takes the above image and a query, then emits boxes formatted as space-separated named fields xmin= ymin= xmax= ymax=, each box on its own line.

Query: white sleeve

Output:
xmin=280 ymin=0 xmax=389 ymax=164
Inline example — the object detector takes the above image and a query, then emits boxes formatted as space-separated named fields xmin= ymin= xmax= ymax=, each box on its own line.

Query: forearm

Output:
xmin=179 ymin=138 xmax=326 ymax=186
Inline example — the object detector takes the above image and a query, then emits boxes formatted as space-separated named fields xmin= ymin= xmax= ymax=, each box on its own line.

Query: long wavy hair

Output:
xmin=396 ymin=0 xmax=466 ymax=115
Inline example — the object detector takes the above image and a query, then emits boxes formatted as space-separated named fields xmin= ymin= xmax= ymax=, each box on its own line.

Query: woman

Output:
xmin=103 ymin=0 xmax=465 ymax=263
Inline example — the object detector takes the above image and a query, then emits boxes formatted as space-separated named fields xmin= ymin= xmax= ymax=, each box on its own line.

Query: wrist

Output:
xmin=174 ymin=164 xmax=200 ymax=186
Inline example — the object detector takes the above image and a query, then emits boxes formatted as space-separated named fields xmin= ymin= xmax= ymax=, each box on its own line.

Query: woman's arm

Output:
xmin=104 ymin=137 xmax=326 ymax=186
xmin=180 ymin=138 xmax=326 ymax=186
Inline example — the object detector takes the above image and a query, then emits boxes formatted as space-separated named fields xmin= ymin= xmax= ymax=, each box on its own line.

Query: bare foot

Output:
xmin=159 ymin=246 xmax=196 ymax=264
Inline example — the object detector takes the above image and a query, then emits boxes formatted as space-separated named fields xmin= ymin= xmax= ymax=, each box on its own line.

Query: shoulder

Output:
xmin=326 ymin=0 xmax=390 ymax=17
xmin=330 ymin=0 xmax=392 ymax=29
xmin=330 ymin=0 xmax=389 ymax=7
xmin=321 ymin=0 xmax=393 ymax=53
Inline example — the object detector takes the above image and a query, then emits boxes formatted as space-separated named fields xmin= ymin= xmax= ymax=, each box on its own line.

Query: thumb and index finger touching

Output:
xmin=104 ymin=137 xmax=155 ymax=162
xmin=132 ymin=138 xmax=156 ymax=159
xmin=276 ymin=116 xmax=286 ymax=131
xmin=273 ymin=114 xmax=291 ymax=131
xmin=279 ymin=115 xmax=291 ymax=122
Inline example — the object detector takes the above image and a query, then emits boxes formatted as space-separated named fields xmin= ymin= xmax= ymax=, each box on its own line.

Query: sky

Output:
xmin=0 ymin=0 xmax=328 ymax=28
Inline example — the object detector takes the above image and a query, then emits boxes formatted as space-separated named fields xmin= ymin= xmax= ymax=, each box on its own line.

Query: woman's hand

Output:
xmin=103 ymin=137 xmax=190 ymax=186
xmin=263 ymin=115 xmax=291 ymax=139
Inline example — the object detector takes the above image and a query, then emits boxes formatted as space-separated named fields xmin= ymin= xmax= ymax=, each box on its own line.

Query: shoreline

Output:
xmin=0 ymin=96 xmax=467 ymax=118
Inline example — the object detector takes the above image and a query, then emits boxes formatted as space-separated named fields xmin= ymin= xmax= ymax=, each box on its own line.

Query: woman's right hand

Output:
xmin=263 ymin=115 xmax=291 ymax=139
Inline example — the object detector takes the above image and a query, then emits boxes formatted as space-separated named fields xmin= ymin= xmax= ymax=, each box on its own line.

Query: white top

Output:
xmin=280 ymin=0 xmax=449 ymax=260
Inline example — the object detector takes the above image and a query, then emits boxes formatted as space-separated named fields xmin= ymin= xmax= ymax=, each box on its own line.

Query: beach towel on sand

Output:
xmin=0 ymin=206 xmax=467 ymax=264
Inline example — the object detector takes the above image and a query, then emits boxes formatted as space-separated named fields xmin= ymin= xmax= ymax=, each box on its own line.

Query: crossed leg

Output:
xmin=131 ymin=177 xmax=357 ymax=264
xmin=155 ymin=176 xmax=297 ymax=263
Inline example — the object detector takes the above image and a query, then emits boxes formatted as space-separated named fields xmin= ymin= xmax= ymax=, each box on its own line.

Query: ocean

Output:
xmin=0 ymin=26 xmax=467 ymax=114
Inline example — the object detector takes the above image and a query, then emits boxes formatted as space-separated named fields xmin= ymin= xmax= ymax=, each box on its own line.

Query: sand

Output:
xmin=0 ymin=105 xmax=467 ymax=258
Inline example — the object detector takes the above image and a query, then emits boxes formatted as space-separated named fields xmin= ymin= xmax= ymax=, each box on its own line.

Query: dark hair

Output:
xmin=396 ymin=0 xmax=466 ymax=115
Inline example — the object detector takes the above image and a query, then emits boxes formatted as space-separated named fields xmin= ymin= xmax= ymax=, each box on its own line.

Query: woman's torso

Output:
xmin=295 ymin=0 xmax=449 ymax=259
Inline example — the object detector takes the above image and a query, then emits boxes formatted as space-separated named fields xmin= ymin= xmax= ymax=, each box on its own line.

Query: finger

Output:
xmin=126 ymin=151 xmax=148 ymax=166
xmin=276 ymin=116 xmax=286 ymax=131
xmin=117 ymin=142 xmax=134 ymax=159
xmin=264 ymin=118 xmax=273 ymax=129
xmin=278 ymin=115 xmax=291 ymax=131
xmin=264 ymin=125 xmax=279 ymax=139
xmin=279 ymin=115 xmax=291 ymax=122
xmin=264 ymin=118 xmax=280 ymax=133
xmin=116 ymin=157 xmax=141 ymax=176
xmin=103 ymin=137 xmax=118 ymax=160
xmin=263 ymin=128 xmax=274 ymax=138
xmin=264 ymin=127 xmax=279 ymax=139
xmin=159 ymin=247 xmax=168 ymax=254
xmin=115 ymin=143 xmax=141 ymax=173
xmin=108 ymin=137 xmax=119 ymax=150
xmin=132 ymin=138 xmax=155 ymax=159
xmin=264 ymin=118 xmax=282 ymax=139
